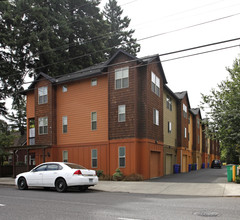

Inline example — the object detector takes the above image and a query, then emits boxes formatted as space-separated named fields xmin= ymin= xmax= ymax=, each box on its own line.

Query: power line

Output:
xmin=11 ymin=40 xmax=240 ymax=91
xmin=1 ymin=37 xmax=240 ymax=80
xmin=1 ymin=0 xmax=238 ymax=66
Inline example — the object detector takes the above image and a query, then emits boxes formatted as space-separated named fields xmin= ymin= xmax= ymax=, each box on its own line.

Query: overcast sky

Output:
xmin=101 ymin=0 xmax=240 ymax=117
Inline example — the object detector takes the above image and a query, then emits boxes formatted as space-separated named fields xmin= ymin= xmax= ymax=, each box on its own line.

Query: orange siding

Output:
xmin=56 ymin=75 xmax=108 ymax=145
xmin=26 ymin=92 xmax=35 ymax=118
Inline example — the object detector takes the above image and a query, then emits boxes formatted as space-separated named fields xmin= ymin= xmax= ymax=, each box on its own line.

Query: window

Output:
xmin=166 ymin=96 xmax=172 ymax=111
xmin=33 ymin=165 xmax=47 ymax=172
xmin=153 ymin=109 xmax=159 ymax=126
xmin=38 ymin=86 xmax=48 ymax=104
xmin=38 ymin=117 xmax=48 ymax=135
xmin=183 ymin=104 xmax=187 ymax=118
xmin=115 ymin=67 xmax=129 ymax=89
xmin=118 ymin=105 xmax=126 ymax=122
xmin=91 ymin=149 xmax=97 ymax=168
xmin=63 ymin=151 xmax=68 ymax=162
xmin=119 ymin=147 xmax=126 ymax=168
xmin=168 ymin=121 xmax=172 ymax=133
xmin=91 ymin=78 xmax=97 ymax=86
xmin=62 ymin=116 xmax=67 ymax=133
xmin=47 ymin=164 xmax=62 ymax=171
xmin=151 ymin=72 xmax=160 ymax=96
xmin=91 ymin=112 xmax=97 ymax=130
xmin=184 ymin=127 xmax=187 ymax=138
xmin=62 ymin=85 xmax=67 ymax=92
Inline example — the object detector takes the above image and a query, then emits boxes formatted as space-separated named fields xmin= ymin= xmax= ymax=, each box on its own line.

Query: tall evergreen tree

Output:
xmin=103 ymin=0 xmax=140 ymax=57
xmin=1 ymin=0 xmax=109 ymax=79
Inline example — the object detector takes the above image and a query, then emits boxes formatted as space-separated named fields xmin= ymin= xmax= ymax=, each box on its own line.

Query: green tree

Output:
xmin=103 ymin=0 xmax=140 ymax=57
xmin=201 ymin=57 xmax=240 ymax=163
xmin=0 ymin=120 xmax=15 ymax=165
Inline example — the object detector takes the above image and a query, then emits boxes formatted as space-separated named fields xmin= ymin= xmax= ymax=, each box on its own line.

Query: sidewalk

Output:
xmin=1 ymin=177 xmax=240 ymax=197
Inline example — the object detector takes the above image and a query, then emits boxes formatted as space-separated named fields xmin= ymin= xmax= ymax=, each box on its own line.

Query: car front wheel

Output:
xmin=55 ymin=178 xmax=67 ymax=193
xmin=18 ymin=177 xmax=28 ymax=190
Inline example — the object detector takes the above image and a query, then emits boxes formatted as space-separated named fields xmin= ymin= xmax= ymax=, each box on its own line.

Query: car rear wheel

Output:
xmin=55 ymin=178 xmax=67 ymax=192
xmin=18 ymin=177 xmax=28 ymax=190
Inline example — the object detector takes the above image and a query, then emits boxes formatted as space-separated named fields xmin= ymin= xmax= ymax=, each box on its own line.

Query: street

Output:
xmin=0 ymin=167 xmax=240 ymax=220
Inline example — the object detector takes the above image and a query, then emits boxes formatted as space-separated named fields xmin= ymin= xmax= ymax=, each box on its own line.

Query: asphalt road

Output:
xmin=148 ymin=166 xmax=228 ymax=183
xmin=0 ymin=185 xmax=240 ymax=220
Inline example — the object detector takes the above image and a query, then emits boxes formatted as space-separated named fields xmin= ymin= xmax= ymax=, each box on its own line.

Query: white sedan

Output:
xmin=15 ymin=162 xmax=98 ymax=192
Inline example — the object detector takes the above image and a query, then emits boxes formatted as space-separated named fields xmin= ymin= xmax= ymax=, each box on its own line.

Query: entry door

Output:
xmin=150 ymin=152 xmax=160 ymax=178
xmin=165 ymin=154 xmax=172 ymax=175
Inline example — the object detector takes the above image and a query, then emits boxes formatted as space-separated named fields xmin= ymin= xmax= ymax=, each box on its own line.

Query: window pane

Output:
xmin=156 ymin=76 xmax=160 ymax=88
xmin=122 ymin=68 xmax=129 ymax=78
xmin=119 ymin=158 xmax=125 ymax=167
xmin=92 ymin=149 xmax=97 ymax=158
xmin=119 ymin=147 xmax=125 ymax=157
xmin=116 ymin=79 xmax=121 ymax=89
xmin=115 ymin=70 xmax=122 ymax=80
xmin=119 ymin=105 xmax=125 ymax=114
xmin=122 ymin=78 xmax=129 ymax=88
xmin=91 ymin=112 xmax=97 ymax=121
xmin=92 ymin=121 xmax=97 ymax=130
xmin=92 ymin=159 xmax=97 ymax=168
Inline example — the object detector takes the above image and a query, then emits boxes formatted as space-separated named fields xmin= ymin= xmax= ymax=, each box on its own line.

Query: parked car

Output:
xmin=211 ymin=160 xmax=222 ymax=169
xmin=15 ymin=162 xmax=98 ymax=192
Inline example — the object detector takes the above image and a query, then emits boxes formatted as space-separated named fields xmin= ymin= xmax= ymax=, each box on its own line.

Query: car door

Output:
xmin=27 ymin=164 xmax=47 ymax=186
xmin=42 ymin=164 xmax=62 ymax=187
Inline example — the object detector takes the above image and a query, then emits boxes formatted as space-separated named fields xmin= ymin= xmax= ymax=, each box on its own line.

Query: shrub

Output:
xmin=96 ymin=170 xmax=104 ymax=177
xmin=235 ymin=176 xmax=240 ymax=184
xmin=113 ymin=168 xmax=124 ymax=181
xmin=123 ymin=173 xmax=143 ymax=181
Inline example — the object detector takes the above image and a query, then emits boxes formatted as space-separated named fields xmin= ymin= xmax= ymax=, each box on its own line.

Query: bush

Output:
xmin=113 ymin=168 xmax=124 ymax=181
xmin=96 ymin=170 xmax=104 ymax=177
xmin=123 ymin=173 xmax=143 ymax=181
xmin=235 ymin=176 xmax=240 ymax=184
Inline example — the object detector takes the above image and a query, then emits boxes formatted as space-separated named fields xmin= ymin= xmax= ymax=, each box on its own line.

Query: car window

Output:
xmin=46 ymin=164 xmax=62 ymax=171
xmin=33 ymin=165 xmax=47 ymax=172
xmin=65 ymin=163 xmax=86 ymax=169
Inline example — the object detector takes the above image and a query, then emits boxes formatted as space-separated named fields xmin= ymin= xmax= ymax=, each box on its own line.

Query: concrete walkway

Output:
xmin=1 ymin=177 xmax=240 ymax=197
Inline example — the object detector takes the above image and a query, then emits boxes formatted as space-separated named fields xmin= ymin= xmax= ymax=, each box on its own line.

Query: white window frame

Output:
xmin=153 ymin=109 xmax=159 ymax=126
xmin=62 ymin=116 xmax=68 ymax=133
xmin=63 ymin=151 xmax=68 ymax=162
xmin=91 ymin=149 xmax=97 ymax=168
xmin=184 ymin=127 xmax=187 ymax=138
xmin=38 ymin=86 xmax=48 ymax=104
xmin=118 ymin=105 xmax=126 ymax=122
xmin=91 ymin=112 xmax=97 ymax=130
xmin=115 ymin=67 xmax=129 ymax=89
xmin=168 ymin=121 xmax=172 ymax=133
xmin=38 ymin=117 xmax=48 ymax=135
xmin=62 ymin=85 xmax=68 ymax=92
xmin=183 ymin=104 xmax=187 ymax=118
xmin=166 ymin=96 xmax=172 ymax=111
xmin=151 ymin=72 xmax=160 ymax=96
xmin=119 ymin=146 xmax=126 ymax=168
xmin=91 ymin=78 xmax=97 ymax=86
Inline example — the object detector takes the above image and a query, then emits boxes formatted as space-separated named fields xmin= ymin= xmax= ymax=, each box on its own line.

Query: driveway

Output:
xmin=147 ymin=166 xmax=227 ymax=183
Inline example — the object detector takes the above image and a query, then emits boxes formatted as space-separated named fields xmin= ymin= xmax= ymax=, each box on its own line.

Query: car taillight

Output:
xmin=73 ymin=170 xmax=82 ymax=175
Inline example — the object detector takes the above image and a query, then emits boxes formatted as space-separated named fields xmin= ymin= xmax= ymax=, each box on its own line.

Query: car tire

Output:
xmin=18 ymin=177 xmax=28 ymax=190
xmin=55 ymin=178 xmax=67 ymax=193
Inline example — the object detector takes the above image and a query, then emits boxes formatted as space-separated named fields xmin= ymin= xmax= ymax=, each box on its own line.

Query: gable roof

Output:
xmin=164 ymin=84 xmax=178 ymax=99
xmin=190 ymin=108 xmax=202 ymax=119
xmin=22 ymin=49 xmax=168 ymax=92
xmin=175 ymin=91 xmax=191 ymax=109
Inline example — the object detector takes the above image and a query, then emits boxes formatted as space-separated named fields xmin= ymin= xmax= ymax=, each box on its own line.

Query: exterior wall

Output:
xmin=188 ymin=113 xmax=193 ymax=152
xmin=34 ymin=78 xmax=56 ymax=146
xmin=163 ymin=88 xmax=177 ymax=175
xmin=108 ymin=54 xmax=138 ymax=140
xmin=26 ymin=92 xmax=35 ymax=145
xmin=56 ymin=75 xmax=108 ymax=145
xmin=163 ymin=89 xmax=177 ymax=147
xmin=146 ymin=62 xmax=164 ymax=143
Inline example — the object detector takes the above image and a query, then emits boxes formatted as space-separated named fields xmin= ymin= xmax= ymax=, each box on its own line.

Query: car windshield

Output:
xmin=65 ymin=163 xmax=86 ymax=169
